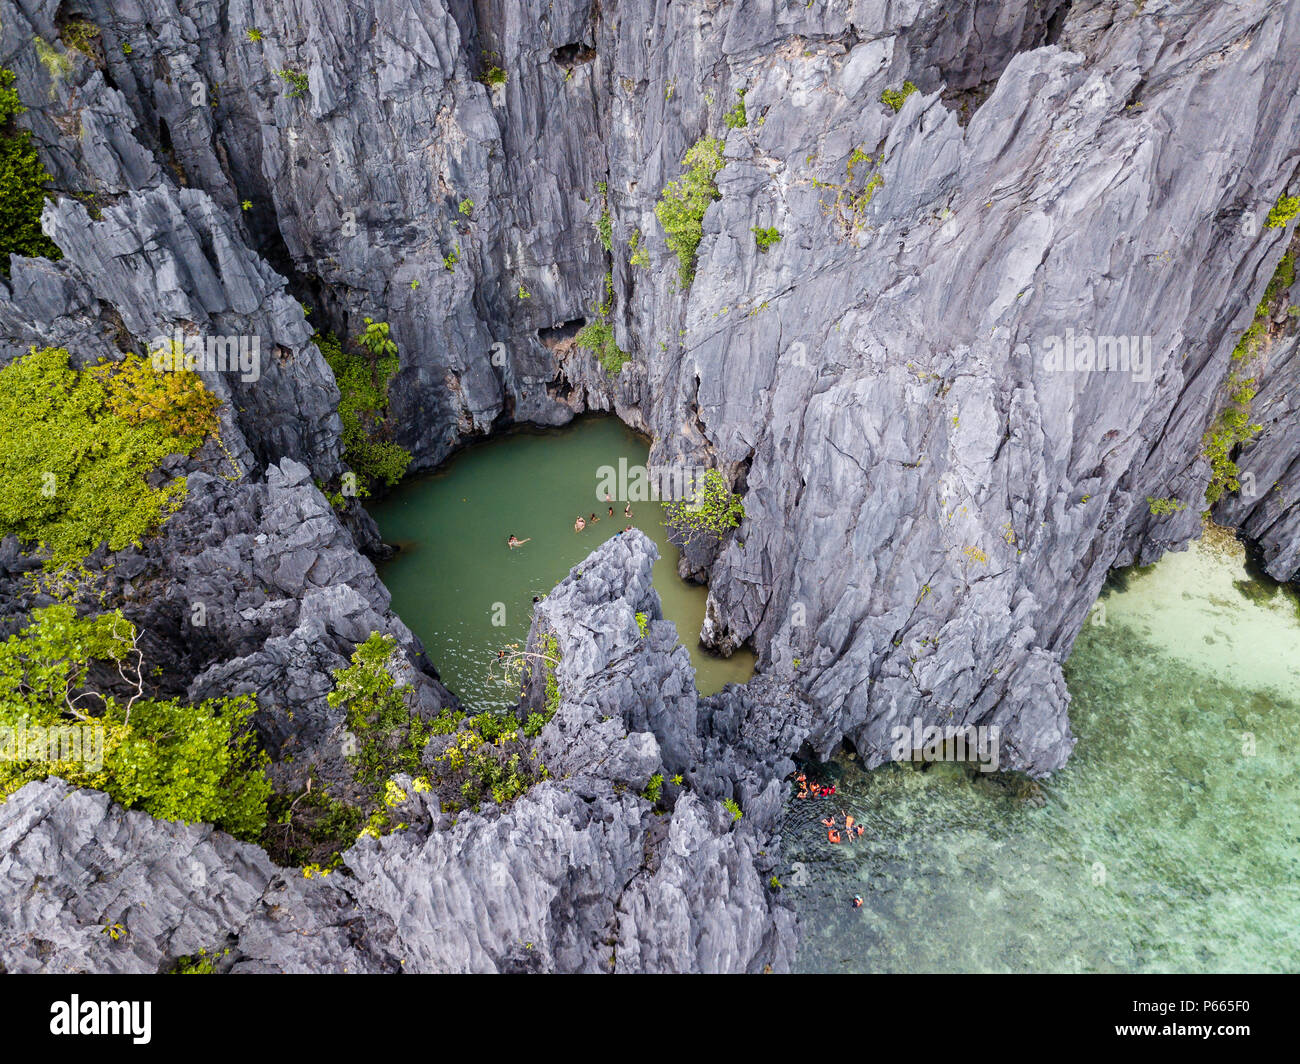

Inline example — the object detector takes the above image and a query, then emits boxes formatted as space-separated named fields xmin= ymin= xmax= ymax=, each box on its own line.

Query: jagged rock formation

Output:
xmin=1 ymin=534 xmax=800 ymax=973
xmin=2 ymin=0 xmax=1300 ymax=970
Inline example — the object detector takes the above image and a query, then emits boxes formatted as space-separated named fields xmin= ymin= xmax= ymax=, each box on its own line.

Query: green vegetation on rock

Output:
xmin=575 ymin=271 xmax=630 ymax=376
xmin=655 ymin=136 xmax=724 ymax=286
xmin=0 ymin=346 xmax=219 ymax=567
xmin=314 ymin=319 xmax=412 ymax=494
xmin=724 ymin=90 xmax=747 ymax=130
xmin=1265 ymin=194 xmax=1300 ymax=229
xmin=0 ymin=67 xmax=62 ymax=275
xmin=881 ymin=81 xmax=918 ymax=113
xmin=665 ymin=468 xmax=744 ymax=546
xmin=0 ymin=603 xmax=271 ymax=839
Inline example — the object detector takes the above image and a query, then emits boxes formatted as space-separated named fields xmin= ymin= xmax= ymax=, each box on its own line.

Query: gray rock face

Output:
xmin=0 ymin=778 xmax=395 ymax=974
xmin=1 ymin=534 xmax=797 ymax=973
xmin=1 ymin=0 xmax=1300 ymax=971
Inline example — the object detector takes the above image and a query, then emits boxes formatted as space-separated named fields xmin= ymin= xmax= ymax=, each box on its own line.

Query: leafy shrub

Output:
xmin=751 ymin=225 xmax=781 ymax=251
xmin=0 ymin=347 xmax=218 ymax=566
xmin=0 ymin=68 xmax=62 ymax=275
xmin=654 ymin=136 xmax=725 ymax=285
xmin=722 ymin=797 xmax=743 ymax=821
xmin=1265 ymin=194 xmax=1300 ymax=229
xmin=327 ymin=632 xmax=431 ymax=792
xmin=0 ymin=604 xmax=271 ymax=838
xmin=1146 ymin=497 xmax=1186 ymax=517
xmin=643 ymin=772 xmax=663 ymax=803
xmin=276 ymin=69 xmax=309 ymax=98
xmin=596 ymin=209 xmax=612 ymax=252
xmin=479 ymin=66 xmax=507 ymax=86
xmin=60 ymin=19 xmax=101 ymax=59
xmin=724 ymin=90 xmax=747 ymax=130
xmin=628 ymin=228 xmax=649 ymax=267
xmin=664 ymin=469 xmax=744 ymax=545
xmin=881 ymin=81 xmax=918 ymax=112
xmin=314 ymin=320 xmax=412 ymax=493
xmin=575 ymin=321 xmax=629 ymax=376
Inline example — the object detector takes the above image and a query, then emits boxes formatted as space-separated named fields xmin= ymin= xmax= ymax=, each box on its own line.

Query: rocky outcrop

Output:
xmin=0 ymin=533 xmax=798 ymax=973
xmin=0 ymin=778 xmax=395 ymax=974
xmin=6 ymin=0 xmax=1298 ymax=776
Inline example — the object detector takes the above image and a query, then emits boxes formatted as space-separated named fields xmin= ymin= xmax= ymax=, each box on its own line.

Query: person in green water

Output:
xmin=508 ymin=534 xmax=531 ymax=548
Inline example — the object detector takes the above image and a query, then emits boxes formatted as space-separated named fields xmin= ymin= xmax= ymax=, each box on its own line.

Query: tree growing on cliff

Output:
xmin=0 ymin=604 xmax=271 ymax=839
xmin=664 ymin=469 xmax=744 ymax=546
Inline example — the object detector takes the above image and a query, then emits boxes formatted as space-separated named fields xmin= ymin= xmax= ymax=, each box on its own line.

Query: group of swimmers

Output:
xmin=794 ymin=771 xmax=836 ymax=801
xmin=820 ymin=810 xmax=864 ymax=845
xmin=792 ymin=769 xmax=869 ymax=909
xmin=508 ymin=496 xmax=634 ymax=546
xmin=575 ymin=500 xmax=633 ymax=533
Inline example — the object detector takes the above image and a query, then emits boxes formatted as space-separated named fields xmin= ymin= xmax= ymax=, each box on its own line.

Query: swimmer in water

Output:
xmin=574 ymin=515 xmax=586 ymax=532
xmin=624 ymin=502 xmax=633 ymax=517
xmin=851 ymin=895 xmax=863 ymax=909
xmin=608 ymin=505 xmax=615 ymax=517
xmin=590 ymin=512 xmax=599 ymax=524
xmin=507 ymin=534 xmax=531 ymax=548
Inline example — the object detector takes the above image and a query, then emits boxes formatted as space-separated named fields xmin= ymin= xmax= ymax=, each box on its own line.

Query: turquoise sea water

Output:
xmin=782 ymin=538 xmax=1300 ymax=973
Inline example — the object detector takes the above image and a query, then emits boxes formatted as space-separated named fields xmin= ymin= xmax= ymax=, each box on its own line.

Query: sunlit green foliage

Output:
xmin=0 ymin=604 xmax=271 ymax=839
xmin=655 ymin=136 xmax=724 ymax=285
xmin=881 ymin=81 xmax=918 ymax=112
xmin=664 ymin=469 xmax=744 ymax=545
xmin=0 ymin=347 xmax=217 ymax=566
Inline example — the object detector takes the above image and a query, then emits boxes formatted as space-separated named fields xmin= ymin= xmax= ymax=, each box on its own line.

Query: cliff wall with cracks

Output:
xmin=1 ymin=0 xmax=1300 ymax=969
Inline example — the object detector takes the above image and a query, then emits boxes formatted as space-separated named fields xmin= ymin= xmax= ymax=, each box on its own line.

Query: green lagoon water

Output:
xmin=783 ymin=538 xmax=1300 ymax=973
xmin=369 ymin=417 xmax=755 ymax=713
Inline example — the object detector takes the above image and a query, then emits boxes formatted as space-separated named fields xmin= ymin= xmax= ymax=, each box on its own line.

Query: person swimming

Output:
xmin=624 ymin=502 xmax=633 ymax=517
xmin=827 ymin=829 xmax=842 ymax=844
xmin=843 ymin=812 xmax=855 ymax=833
xmin=507 ymin=534 xmax=531 ymax=548
xmin=590 ymin=512 xmax=599 ymax=523
xmin=607 ymin=505 xmax=615 ymax=517
xmin=574 ymin=515 xmax=586 ymax=532
xmin=821 ymin=816 xmax=836 ymax=828
xmin=851 ymin=895 xmax=863 ymax=909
